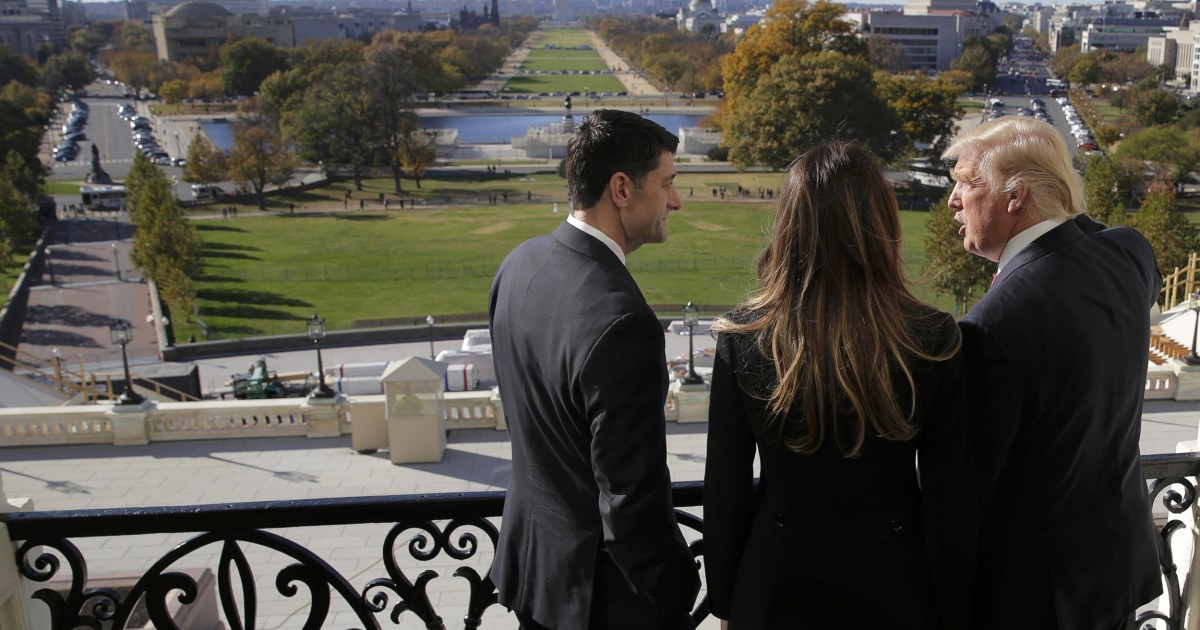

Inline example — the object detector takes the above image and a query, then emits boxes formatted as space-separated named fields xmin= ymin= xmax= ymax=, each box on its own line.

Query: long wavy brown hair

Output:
xmin=714 ymin=142 xmax=960 ymax=456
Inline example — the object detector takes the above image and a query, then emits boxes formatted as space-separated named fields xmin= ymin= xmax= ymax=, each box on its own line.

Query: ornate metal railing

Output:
xmin=2 ymin=484 xmax=706 ymax=629
xmin=3 ymin=455 xmax=1199 ymax=629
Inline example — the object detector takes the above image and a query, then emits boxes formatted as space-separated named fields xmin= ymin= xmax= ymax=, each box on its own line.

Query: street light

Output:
xmin=681 ymin=301 xmax=704 ymax=385
xmin=1186 ymin=292 xmax=1200 ymax=366
xmin=426 ymin=314 xmax=435 ymax=359
xmin=307 ymin=313 xmax=335 ymax=399
xmin=111 ymin=242 xmax=120 ymax=280
xmin=45 ymin=247 xmax=55 ymax=286
xmin=109 ymin=320 xmax=145 ymax=405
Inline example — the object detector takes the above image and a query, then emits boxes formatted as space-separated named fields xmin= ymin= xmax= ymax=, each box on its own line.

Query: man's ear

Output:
xmin=608 ymin=172 xmax=632 ymax=210
xmin=1007 ymin=184 xmax=1030 ymax=214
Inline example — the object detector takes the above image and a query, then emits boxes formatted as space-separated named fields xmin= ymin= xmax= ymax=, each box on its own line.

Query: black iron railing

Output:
xmin=3 ymin=456 xmax=1198 ymax=629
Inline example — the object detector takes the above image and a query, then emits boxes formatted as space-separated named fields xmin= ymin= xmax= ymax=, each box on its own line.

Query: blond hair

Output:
xmin=942 ymin=117 xmax=1084 ymax=220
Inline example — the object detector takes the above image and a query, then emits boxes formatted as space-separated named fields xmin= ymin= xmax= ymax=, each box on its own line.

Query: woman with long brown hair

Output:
xmin=704 ymin=141 xmax=975 ymax=629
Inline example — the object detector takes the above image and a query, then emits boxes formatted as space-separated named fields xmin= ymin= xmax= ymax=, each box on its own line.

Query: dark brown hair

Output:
xmin=715 ymin=142 xmax=959 ymax=456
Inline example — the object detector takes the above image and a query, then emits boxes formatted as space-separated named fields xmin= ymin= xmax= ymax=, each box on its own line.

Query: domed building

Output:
xmin=677 ymin=0 xmax=723 ymax=35
xmin=152 ymin=1 xmax=293 ymax=61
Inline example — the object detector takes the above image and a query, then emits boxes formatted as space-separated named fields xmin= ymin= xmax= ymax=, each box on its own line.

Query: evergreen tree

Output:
xmin=1131 ymin=186 xmax=1197 ymax=273
xmin=923 ymin=186 xmax=994 ymax=316
xmin=1083 ymin=155 xmax=1126 ymax=226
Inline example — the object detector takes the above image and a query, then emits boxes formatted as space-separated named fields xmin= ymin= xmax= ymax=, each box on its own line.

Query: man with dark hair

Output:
xmin=489 ymin=109 xmax=699 ymax=629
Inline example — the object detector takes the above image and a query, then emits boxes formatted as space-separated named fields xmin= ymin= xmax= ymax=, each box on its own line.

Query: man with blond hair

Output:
xmin=944 ymin=117 xmax=1162 ymax=629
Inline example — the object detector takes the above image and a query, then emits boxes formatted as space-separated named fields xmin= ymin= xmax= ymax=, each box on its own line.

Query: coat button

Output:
xmin=775 ymin=513 xmax=788 ymax=526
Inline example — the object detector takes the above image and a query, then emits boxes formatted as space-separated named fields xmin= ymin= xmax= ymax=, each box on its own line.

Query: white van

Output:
xmin=191 ymin=184 xmax=223 ymax=200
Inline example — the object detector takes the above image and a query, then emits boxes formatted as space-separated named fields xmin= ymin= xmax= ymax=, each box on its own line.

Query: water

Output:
xmin=200 ymin=112 xmax=708 ymax=151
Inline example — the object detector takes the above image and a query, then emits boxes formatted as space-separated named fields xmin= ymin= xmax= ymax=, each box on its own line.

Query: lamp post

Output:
xmin=109 ymin=320 xmax=144 ymax=405
xmin=307 ymin=313 xmax=335 ymax=399
xmin=681 ymin=301 xmax=704 ymax=385
xmin=1186 ymin=292 xmax=1200 ymax=366
xmin=426 ymin=314 xmax=435 ymax=359
xmin=45 ymin=247 xmax=55 ymax=285
xmin=111 ymin=242 xmax=120 ymax=280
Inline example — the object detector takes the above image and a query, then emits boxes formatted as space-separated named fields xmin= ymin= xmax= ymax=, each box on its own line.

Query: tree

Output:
xmin=1068 ymin=55 xmax=1101 ymax=86
xmin=951 ymin=39 xmax=997 ymax=91
xmin=287 ymin=63 xmax=376 ymax=188
xmin=118 ymin=21 xmax=155 ymax=52
xmin=183 ymin=134 xmax=226 ymax=184
xmin=1083 ymin=155 xmax=1126 ymax=226
xmin=227 ymin=102 xmax=296 ymax=210
xmin=723 ymin=51 xmax=898 ymax=169
xmin=365 ymin=34 xmax=455 ymax=193
xmin=924 ymin=186 xmax=993 ymax=315
xmin=41 ymin=50 xmax=96 ymax=93
xmin=722 ymin=0 xmax=864 ymax=107
xmin=159 ymin=79 xmax=189 ymax=104
xmin=1116 ymin=125 xmax=1200 ymax=186
xmin=220 ymin=37 xmax=289 ymax=97
xmin=0 ymin=177 xmax=23 ymax=268
xmin=1127 ymin=84 xmax=1179 ymax=127
xmin=1131 ymin=187 xmax=1196 ymax=272
xmin=0 ymin=44 xmax=38 ymax=87
xmin=0 ymin=150 xmax=39 ymax=241
xmin=125 ymin=152 xmax=202 ymax=318
xmin=875 ymin=72 xmax=964 ymax=157
xmin=399 ymin=130 xmax=438 ymax=188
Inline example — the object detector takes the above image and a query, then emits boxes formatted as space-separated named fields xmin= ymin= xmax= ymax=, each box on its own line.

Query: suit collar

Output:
xmin=552 ymin=220 xmax=627 ymax=271
xmin=993 ymin=217 xmax=1085 ymax=286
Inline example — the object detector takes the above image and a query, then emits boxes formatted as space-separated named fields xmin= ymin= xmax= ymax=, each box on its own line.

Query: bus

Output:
xmin=80 ymin=185 xmax=126 ymax=213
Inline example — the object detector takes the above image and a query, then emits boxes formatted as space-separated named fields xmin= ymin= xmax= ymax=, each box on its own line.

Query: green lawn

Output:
xmin=503 ymin=74 xmax=626 ymax=95
xmin=520 ymin=50 xmax=610 ymax=73
xmin=533 ymin=27 xmax=593 ymax=48
xmin=181 ymin=174 xmax=953 ymax=341
xmin=44 ymin=181 xmax=84 ymax=195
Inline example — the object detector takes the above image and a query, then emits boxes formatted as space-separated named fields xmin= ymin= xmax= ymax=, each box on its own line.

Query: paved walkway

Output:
xmin=15 ymin=212 xmax=159 ymax=371
xmin=586 ymin=30 xmax=663 ymax=97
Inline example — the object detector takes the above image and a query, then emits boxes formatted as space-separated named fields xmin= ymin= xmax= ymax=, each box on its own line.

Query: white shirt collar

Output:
xmin=997 ymin=216 xmax=1069 ymax=276
xmin=567 ymin=214 xmax=626 ymax=266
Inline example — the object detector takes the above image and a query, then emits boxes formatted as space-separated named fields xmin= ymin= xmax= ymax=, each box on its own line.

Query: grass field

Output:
xmin=179 ymin=173 xmax=952 ymax=341
xmin=520 ymin=50 xmax=610 ymax=73
xmin=532 ymin=27 xmax=593 ymax=48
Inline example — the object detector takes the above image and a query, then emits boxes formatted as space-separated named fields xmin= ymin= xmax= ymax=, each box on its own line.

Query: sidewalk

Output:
xmin=16 ymin=212 xmax=160 ymax=371
xmin=586 ymin=30 xmax=663 ymax=97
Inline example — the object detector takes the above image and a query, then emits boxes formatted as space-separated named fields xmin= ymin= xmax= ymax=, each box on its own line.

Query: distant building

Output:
xmin=152 ymin=1 xmax=292 ymax=61
xmin=146 ymin=0 xmax=266 ymax=16
xmin=275 ymin=6 xmax=422 ymax=44
xmin=1080 ymin=15 xmax=1175 ymax=52
xmin=677 ymin=0 xmax=722 ymax=35
xmin=1147 ymin=23 xmax=1196 ymax=81
xmin=720 ymin=11 xmax=762 ymax=37
xmin=847 ymin=10 xmax=964 ymax=72
xmin=0 ymin=0 xmax=64 ymax=58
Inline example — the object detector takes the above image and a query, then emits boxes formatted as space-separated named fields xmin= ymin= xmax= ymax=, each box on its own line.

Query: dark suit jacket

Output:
xmin=960 ymin=216 xmax=1163 ymax=630
xmin=488 ymin=221 xmax=700 ymax=629
xmin=704 ymin=307 xmax=975 ymax=629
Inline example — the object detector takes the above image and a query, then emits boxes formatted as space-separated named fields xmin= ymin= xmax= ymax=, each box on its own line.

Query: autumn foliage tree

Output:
xmin=125 ymin=152 xmax=202 ymax=318
xmin=924 ymin=186 xmax=994 ymax=315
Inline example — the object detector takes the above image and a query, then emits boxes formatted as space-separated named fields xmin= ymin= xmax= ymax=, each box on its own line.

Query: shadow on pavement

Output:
xmin=24 ymin=304 xmax=123 ymax=328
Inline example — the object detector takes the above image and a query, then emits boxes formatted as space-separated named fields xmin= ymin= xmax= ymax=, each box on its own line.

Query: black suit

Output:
xmin=489 ymin=221 xmax=700 ymax=629
xmin=704 ymin=307 xmax=975 ymax=629
xmin=960 ymin=216 xmax=1163 ymax=629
